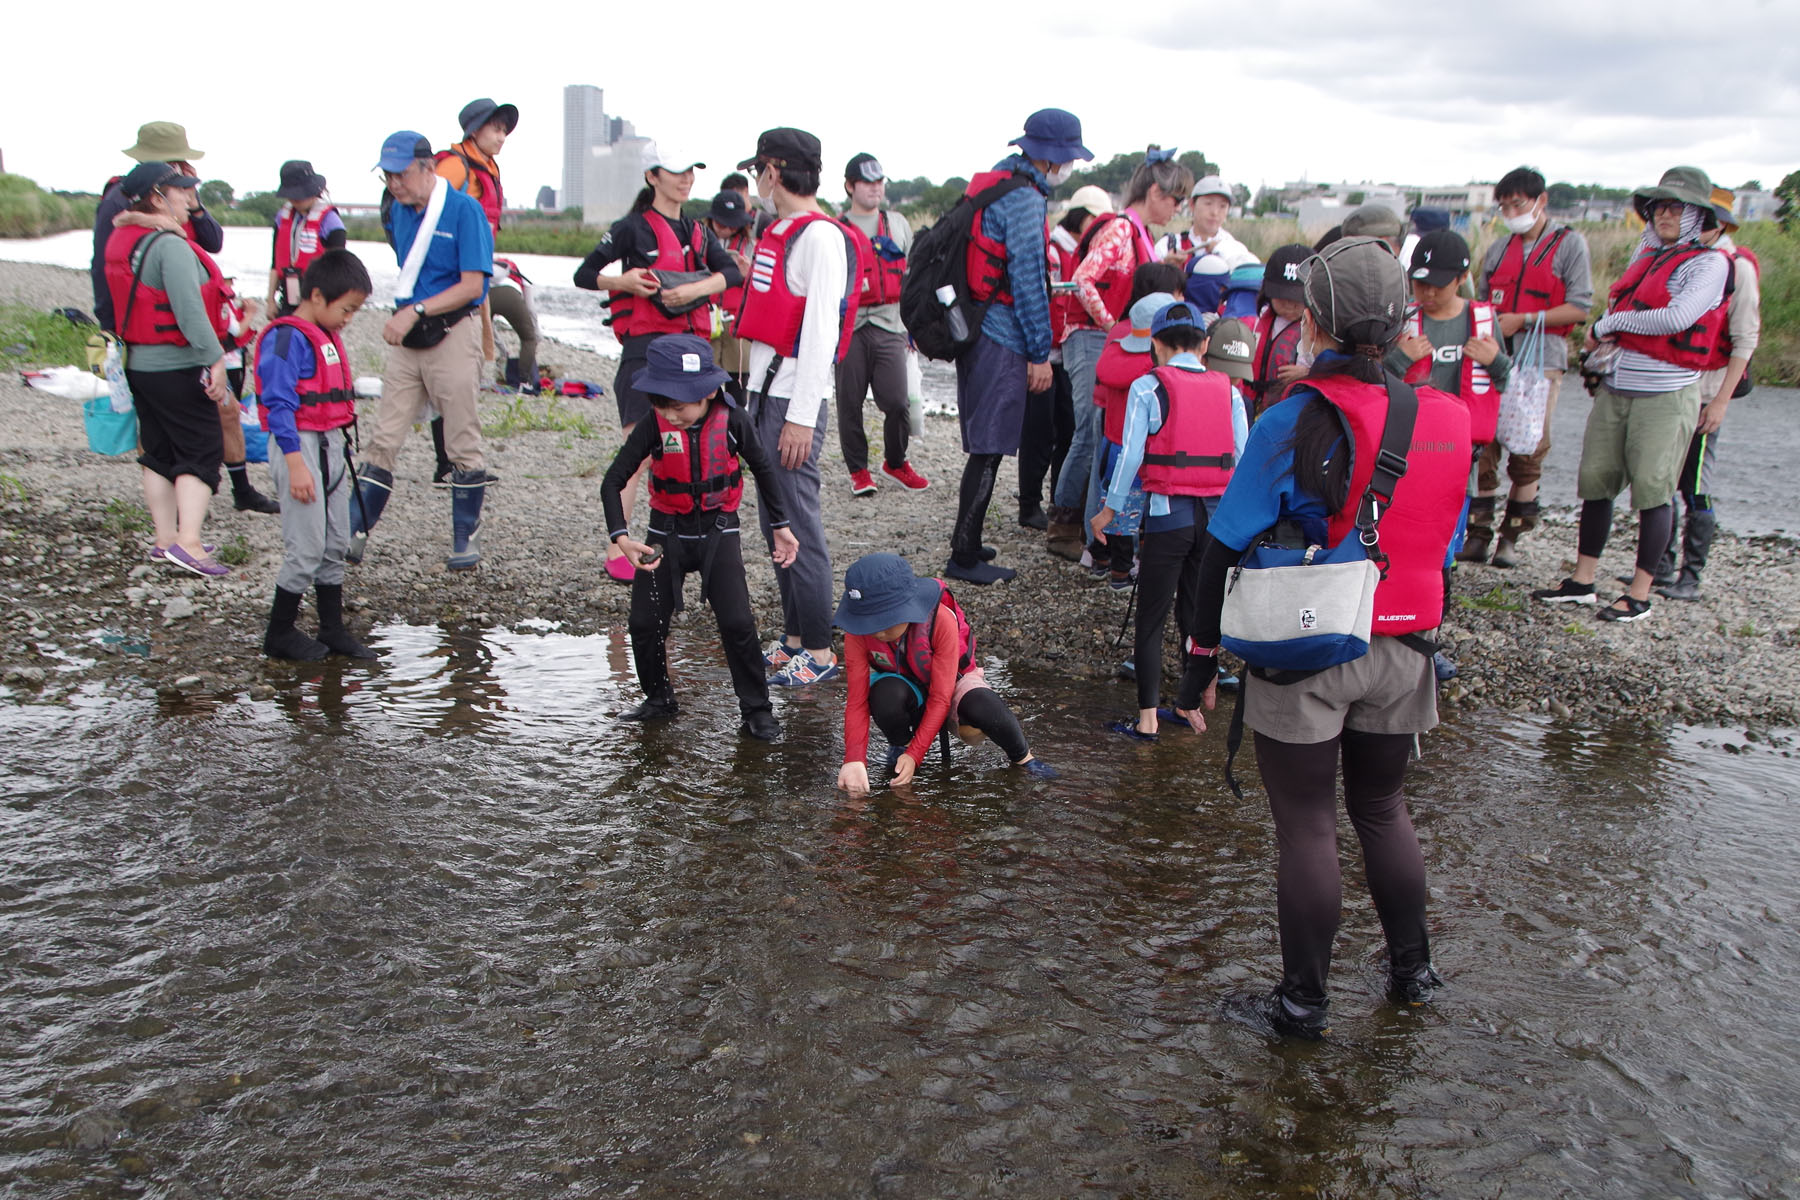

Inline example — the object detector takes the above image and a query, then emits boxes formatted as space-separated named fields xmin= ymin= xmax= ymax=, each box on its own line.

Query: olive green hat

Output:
xmin=1631 ymin=165 xmax=1713 ymax=221
xmin=123 ymin=122 xmax=204 ymax=162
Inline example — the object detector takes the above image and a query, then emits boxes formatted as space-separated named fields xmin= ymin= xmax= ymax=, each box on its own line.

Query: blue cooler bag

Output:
xmin=83 ymin=395 xmax=138 ymax=456
xmin=240 ymin=400 xmax=269 ymax=464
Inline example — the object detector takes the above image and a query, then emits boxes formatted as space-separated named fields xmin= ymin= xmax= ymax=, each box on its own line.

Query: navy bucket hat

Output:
xmin=834 ymin=554 xmax=942 ymax=636
xmin=630 ymin=334 xmax=730 ymax=406
xmin=1010 ymin=108 xmax=1092 ymax=163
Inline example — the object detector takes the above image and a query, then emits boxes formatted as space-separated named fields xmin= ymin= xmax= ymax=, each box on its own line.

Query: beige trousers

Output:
xmin=364 ymin=315 xmax=484 ymax=473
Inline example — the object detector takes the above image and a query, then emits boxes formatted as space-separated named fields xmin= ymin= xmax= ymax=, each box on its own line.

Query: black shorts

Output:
xmin=614 ymin=333 xmax=658 ymax=428
xmin=128 ymin=366 xmax=223 ymax=490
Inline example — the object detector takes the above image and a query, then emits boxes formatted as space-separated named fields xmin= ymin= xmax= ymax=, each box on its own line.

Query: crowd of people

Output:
xmin=87 ymin=106 xmax=1761 ymax=1038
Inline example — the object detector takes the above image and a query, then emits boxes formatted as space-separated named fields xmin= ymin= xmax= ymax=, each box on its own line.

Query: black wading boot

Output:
xmin=263 ymin=587 xmax=328 ymax=661
xmin=314 ymin=583 xmax=376 ymax=659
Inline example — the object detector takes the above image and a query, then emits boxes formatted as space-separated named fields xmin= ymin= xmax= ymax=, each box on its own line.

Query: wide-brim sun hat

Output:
xmin=276 ymin=160 xmax=327 ymax=201
xmin=123 ymin=122 xmax=203 ymax=163
xmin=458 ymin=98 xmax=519 ymax=139
xmin=834 ymin=553 xmax=942 ymax=636
xmin=1632 ymin=165 xmax=1715 ymax=221
xmin=630 ymin=333 xmax=731 ymax=406
xmin=1301 ymin=236 xmax=1408 ymax=348
xmin=1010 ymin=108 xmax=1092 ymax=163
xmin=1709 ymin=185 xmax=1739 ymax=232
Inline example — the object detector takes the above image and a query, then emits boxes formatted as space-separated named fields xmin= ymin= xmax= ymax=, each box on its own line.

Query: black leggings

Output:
xmin=1019 ymin=363 xmax=1075 ymax=509
xmin=868 ymin=675 xmax=1030 ymax=764
xmin=1578 ymin=497 xmax=1675 ymax=576
xmin=951 ymin=453 xmax=1003 ymax=564
xmin=1254 ymin=729 xmax=1429 ymax=1008
xmin=1134 ymin=520 xmax=1207 ymax=709
xmin=627 ymin=526 xmax=770 ymax=718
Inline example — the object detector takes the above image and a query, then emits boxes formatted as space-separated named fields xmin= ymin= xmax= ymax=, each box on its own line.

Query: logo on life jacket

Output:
xmin=661 ymin=430 xmax=685 ymax=456
xmin=320 ymin=342 xmax=341 ymax=367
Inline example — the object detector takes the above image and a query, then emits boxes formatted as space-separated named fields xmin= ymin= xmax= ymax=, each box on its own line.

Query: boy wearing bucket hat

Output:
xmin=834 ymin=553 xmax=1055 ymax=795
xmin=265 ymin=161 xmax=346 ymax=317
xmin=1533 ymin=165 xmax=1730 ymax=624
xmin=601 ymin=335 xmax=799 ymax=741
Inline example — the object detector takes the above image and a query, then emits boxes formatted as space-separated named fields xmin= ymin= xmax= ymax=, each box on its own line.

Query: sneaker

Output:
xmin=771 ymin=647 xmax=838 ymax=687
xmin=1531 ymin=578 xmax=1597 ymax=605
xmin=1018 ymin=757 xmax=1058 ymax=780
xmin=1119 ymin=659 xmax=1136 ymax=680
xmin=881 ymin=461 xmax=930 ymax=491
xmin=1108 ymin=571 xmax=1134 ymax=592
xmin=604 ymin=555 xmax=636 ymax=584
xmin=1388 ymin=964 xmax=1446 ymax=1007
xmin=620 ymin=695 xmax=680 ymax=722
xmin=1595 ymin=594 xmax=1652 ymax=623
xmin=1108 ymin=719 xmax=1157 ymax=743
xmin=1656 ymin=576 xmax=1702 ymax=602
xmin=943 ymin=559 xmax=1016 ymax=586
xmin=764 ymin=642 xmax=798 ymax=672
xmin=149 ymin=542 xmax=215 ymax=562
xmin=849 ymin=469 xmax=878 ymax=497
xmin=739 ymin=710 xmax=782 ymax=741
xmin=164 ymin=544 xmax=230 ymax=578
xmin=1222 ymin=989 xmax=1331 ymax=1041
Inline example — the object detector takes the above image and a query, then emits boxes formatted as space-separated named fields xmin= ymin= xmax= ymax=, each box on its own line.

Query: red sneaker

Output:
xmin=849 ymin=469 xmax=878 ymax=496
xmin=881 ymin=461 xmax=930 ymax=491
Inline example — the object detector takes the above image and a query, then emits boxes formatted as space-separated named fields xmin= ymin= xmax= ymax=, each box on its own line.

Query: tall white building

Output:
xmin=562 ymin=84 xmax=607 ymax=211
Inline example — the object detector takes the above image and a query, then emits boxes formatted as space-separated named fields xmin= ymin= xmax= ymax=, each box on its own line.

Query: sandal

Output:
xmin=1595 ymin=593 xmax=1652 ymax=623
xmin=1107 ymin=719 xmax=1158 ymax=742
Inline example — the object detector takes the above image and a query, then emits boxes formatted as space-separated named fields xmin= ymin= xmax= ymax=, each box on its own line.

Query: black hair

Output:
xmin=630 ymin=185 xmax=655 ymax=214
xmin=1127 ymin=262 xmax=1185 ymax=309
xmin=299 ymin=249 xmax=373 ymax=303
xmin=721 ymin=172 xmax=749 ymax=192
xmin=1153 ymin=324 xmax=1206 ymax=353
xmin=1494 ymin=166 xmax=1546 ymax=202
xmin=776 ymin=163 xmax=820 ymax=197
xmin=1124 ymin=146 xmax=1195 ymax=208
xmin=1058 ymin=207 xmax=1091 ymax=235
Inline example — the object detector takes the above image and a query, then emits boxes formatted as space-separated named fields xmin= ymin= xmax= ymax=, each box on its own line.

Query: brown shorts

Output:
xmin=1243 ymin=635 xmax=1438 ymax=745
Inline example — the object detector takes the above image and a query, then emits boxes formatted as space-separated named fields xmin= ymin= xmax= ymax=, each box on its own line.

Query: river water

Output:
xmin=2 ymin=622 xmax=1797 ymax=1197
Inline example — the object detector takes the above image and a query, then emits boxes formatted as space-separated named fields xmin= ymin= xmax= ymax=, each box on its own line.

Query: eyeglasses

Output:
xmin=1647 ymin=199 xmax=1684 ymax=215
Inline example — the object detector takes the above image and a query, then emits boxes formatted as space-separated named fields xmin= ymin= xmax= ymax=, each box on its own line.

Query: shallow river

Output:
xmin=3 ymin=624 xmax=1797 ymax=1197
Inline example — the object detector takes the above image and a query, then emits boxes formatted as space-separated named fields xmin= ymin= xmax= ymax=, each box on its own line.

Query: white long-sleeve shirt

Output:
xmin=744 ymin=215 xmax=849 ymax=429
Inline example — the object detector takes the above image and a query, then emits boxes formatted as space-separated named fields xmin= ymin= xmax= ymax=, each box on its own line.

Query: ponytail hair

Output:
xmin=1124 ymin=146 xmax=1195 ymax=208
xmin=630 ymin=178 xmax=656 ymax=214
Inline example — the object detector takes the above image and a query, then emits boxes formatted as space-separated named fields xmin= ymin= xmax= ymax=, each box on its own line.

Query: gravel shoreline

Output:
xmin=3 ymin=258 xmax=1798 ymax=728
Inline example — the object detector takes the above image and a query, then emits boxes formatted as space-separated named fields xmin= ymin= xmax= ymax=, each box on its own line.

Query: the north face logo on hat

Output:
xmin=1223 ymin=339 xmax=1250 ymax=357
xmin=681 ymin=353 xmax=701 ymax=372
xmin=848 ymin=588 xmax=863 ymax=600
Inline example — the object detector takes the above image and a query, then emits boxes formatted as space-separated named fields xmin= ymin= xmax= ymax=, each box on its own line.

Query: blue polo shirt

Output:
xmin=389 ymin=185 xmax=492 ymax=308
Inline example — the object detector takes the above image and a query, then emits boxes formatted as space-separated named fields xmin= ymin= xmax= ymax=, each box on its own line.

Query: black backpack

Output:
xmin=900 ymin=174 xmax=1033 ymax=361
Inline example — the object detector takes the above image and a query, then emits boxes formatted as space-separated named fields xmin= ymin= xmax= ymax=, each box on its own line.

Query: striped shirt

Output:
xmin=974 ymin=156 xmax=1053 ymax=363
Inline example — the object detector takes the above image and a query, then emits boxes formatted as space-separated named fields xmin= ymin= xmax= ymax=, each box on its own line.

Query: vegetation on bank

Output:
xmin=0 ymin=304 xmax=91 ymax=367
xmin=0 ymin=175 xmax=98 ymax=239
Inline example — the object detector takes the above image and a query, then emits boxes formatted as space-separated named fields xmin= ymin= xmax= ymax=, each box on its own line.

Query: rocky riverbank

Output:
xmin=3 ymin=258 xmax=1797 ymax=728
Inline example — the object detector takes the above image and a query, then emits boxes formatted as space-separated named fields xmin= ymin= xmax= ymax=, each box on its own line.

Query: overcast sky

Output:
xmin=6 ymin=0 xmax=1795 ymax=211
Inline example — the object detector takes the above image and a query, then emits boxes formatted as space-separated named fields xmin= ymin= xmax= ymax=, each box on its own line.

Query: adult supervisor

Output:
xmin=349 ymin=131 xmax=495 ymax=571
xmin=1187 ymin=237 xmax=1472 ymax=1038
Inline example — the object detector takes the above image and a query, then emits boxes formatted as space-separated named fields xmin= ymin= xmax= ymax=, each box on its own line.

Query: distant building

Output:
xmin=562 ymin=84 xmax=607 ymax=210
xmin=1736 ymin=189 xmax=1779 ymax=224
xmin=583 ymin=138 xmax=658 ymax=228
xmin=535 ymin=185 xmax=557 ymax=212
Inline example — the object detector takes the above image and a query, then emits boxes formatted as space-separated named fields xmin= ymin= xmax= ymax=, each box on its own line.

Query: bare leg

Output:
xmin=218 ymin=402 xmax=246 ymax=462
xmin=142 ymin=468 xmax=177 ymax=549
xmin=173 ymin=474 xmax=212 ymax=555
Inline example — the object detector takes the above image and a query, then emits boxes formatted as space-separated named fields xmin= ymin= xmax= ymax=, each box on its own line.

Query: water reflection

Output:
xmin=1 ymin=625 xmax=1797 ymax=1197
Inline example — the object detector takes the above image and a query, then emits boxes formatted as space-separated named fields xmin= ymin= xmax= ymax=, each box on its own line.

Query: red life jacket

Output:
xmin=104 ymin=226 xmax=236 ymax=349
xmin=273 ymin=202 xmax=337 ymax=278
xmin=436 ymin=144 xmax=505 ymax=232
xmin=866 ymin=584 xmax=976 ymax=688
xmin=846 ymin=210 xmax=906 ymax=307
xmin=1401 ymin=301 xmax=1499 ymax=444
xmin=1700 ymin=245 xmax=1760 ymax=370
xmin=1607 ymin=243 xmax=1731 ymax=370
xmin=1094 ymin=320 xmax=1145 ymax=445
xmin=1072 ymin=210 xmax=1157 ymax=329
xmin=253 ymin=317 xmax=355 ymax=433
xmin=611 ymin=210 xmax=711 ymax=338
xmin=963 ymin=170 xmax=1045 ymax=307
xmin=1485 ymin=227 xmax=1574 ymax=336
xmin=646 ymin=398 xmax=742 ymax=516
xmin=717 ymin=227 xmax=751 ymax=322
xmin=736 ymin=211 xmax=860 ymax=361
xmin=1251 ymin=307 xmax=1303 ymax=412
xmin=1141 ymin=365 xmax=1236 ymax=496
xmin=1310 ymin=376 xmax=1471 ymax=635
xmin=1048 ymin=232 xmax=1082 ymax=347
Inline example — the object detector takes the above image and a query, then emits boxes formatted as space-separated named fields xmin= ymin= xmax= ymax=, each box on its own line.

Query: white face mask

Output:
xmin=1045 ymin=164 xmax=1074 ymax=187
xmin=1501 ymin=203 xmax=1540 ymax=235
xmin=756 ymin=190 xmax=778 ymax=216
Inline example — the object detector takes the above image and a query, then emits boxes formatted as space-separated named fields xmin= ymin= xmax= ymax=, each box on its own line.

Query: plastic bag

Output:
xmin=1494 ymin=314 xmax=1549 ymax=455
xmin=103 ymin=336 xmax=133 ymax=413
xmin=905 ymin=349 xmax=925 ymax=437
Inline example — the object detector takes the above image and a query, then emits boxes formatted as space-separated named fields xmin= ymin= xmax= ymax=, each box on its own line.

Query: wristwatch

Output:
xmin=412 ymin=302 xmax=427 ymax=318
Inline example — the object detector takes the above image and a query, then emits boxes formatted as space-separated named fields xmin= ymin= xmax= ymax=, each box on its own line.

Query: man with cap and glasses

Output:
xmin=836 ymin=151 xmax=927 ymax=499
xmin=734 ymin=127 xmax=856 ymax=687
xmin=90 ymin=121 xmax=279 ymax=515
xmin=1533 ymin=166 xmax=1730 ymax=624
xmin=349 ymin=130 xmax=496 ymax=571
xmin=265 ymin=161 xmax=346 ymax=317
xmin=952 ymin=107 xmax=1092 ymax=586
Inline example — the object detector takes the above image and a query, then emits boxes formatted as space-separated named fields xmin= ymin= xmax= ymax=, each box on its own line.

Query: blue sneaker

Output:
xmin=770 ymin=648 xmax=838 ymax=687
xmin=1019 ymin=757 xmax=1058 ymax=780
xmin=1108 ymin=719 xmax=1158 ymax=742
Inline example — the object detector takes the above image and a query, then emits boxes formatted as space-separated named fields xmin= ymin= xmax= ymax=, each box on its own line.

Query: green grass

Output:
xmin=484 ymin=394 xmax=598 ymax=439
xmin=1561 ymin=621 xmax=1596 ymax=637
xmin=101 ymin=498 xmax=150 ymax=537
xmin=1734 ymin=620 xmax=1760 ymax=638
xmin=0 ymin=304 xmax=93 ymax=368
xmin=1457 ymin=584 xmax=1524 ymax=613
xmin=216 ymin=535 xmax=251 ymax=566
xmin=0 ymin=174 xmax=98 ymax=238
xmin=0 ymin=472 xmax=25 ymax=501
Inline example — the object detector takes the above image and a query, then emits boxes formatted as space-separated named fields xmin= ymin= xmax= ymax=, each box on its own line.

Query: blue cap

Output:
xmin=1120 ymin=294 xmax=1175 ymax=352
xmin=1010 ymin=108 xmax=1092 ymax=164
xmin=1151 ymin=301 xmax=1202 ymax=338
xmin=629 ymin=334 xmax=730 ymax=406
xmin=1410 ymin=206 xmax=1450 ymax=234
xmin=376 ymin=130 xmax=432 ymax=172
xmin=833 ymin=553 xmax=942 ymax=636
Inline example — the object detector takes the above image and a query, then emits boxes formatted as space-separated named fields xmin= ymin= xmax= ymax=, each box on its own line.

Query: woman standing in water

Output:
xmin=1186 ymin=238 xmax=1472 ymax=1038
xmin=575 ymin=151 xmax=743 ymax=583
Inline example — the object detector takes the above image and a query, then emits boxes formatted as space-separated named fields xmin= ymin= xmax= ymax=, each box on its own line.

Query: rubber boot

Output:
xmin=448 ymin=469 xmax=487 ymax=570
xmin=430 ymin=417 xmax=455 ymax=485
xmin=229 ymin=461 xmax=281 ymax=514
xmin=1659 ymin=507 xmax=1716 ymax=599
xmin=1045 ymin=506 xmax=1084 ymax=561
xmin=345 ymin=464 xmax=393 ymax=565
xmin=1455 ymin=496 xmax=1496 ymax=563
xmin=1490 ymin=498 xmax=1540 ymax=569
xmin=263 ymin=587 xmax=328 ymax=661
xmin=314 ymin=582 xmax=376 ymax=659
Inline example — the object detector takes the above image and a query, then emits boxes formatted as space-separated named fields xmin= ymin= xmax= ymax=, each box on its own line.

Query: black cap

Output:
xmin=845 ymin=152 xmax=884 ymax=183
xmin=737 ymin=127 xmax=823 ymax=174
xmin=1408 ymin=229 xmax=1471 ymax=288
xmin=119 ymin=161 xmax=198 ymax=203
xmin=708 ymin=190 xmax=750 ymax=229
xmin=276 ymin=159 xmax=327 ymax=201
xmin=1262 ymin=243 xmax=1311 ymax=302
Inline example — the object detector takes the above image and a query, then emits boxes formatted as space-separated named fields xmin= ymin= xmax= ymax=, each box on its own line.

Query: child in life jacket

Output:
xmin=254 ymin=250 xmax=375 ymax=661
xmin=1091 ymin=272 xmax=1186 ymax=586
xmin=602 ymin=335 xmax=799 ymax=742
xmin=265 ymin=161 xmax=345 ymax=317
xmin=1091 ymin=301 xmax=1247 ymax=739
xmin=1249 ymin=243 xmax=1313 ymax=417
xmin=834 ymin=553 xmax=1057 ymax=794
